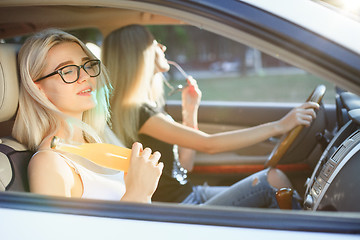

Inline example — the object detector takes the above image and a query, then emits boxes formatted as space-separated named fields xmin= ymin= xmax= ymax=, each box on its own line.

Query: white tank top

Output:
xmin=39 ymin=150 xmax=126 ymax=201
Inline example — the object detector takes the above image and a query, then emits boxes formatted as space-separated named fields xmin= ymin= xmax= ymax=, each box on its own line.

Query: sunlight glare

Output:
xmin=341 ymin=0 xmax=360 ymax=12
xmin=86 ymin=42 xmax=101 ymax=59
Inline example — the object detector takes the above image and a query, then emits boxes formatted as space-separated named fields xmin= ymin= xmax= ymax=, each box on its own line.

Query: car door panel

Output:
xmin=166 ymin=100 xmax=336 ymax=186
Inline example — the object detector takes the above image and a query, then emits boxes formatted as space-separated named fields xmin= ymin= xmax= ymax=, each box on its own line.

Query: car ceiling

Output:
xmin=0 ymin=4 xmax=183 ymax=39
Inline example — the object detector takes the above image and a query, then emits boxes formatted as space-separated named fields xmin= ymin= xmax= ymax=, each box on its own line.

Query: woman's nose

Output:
xmin=77 ymin=68 xmax=89 ymax=84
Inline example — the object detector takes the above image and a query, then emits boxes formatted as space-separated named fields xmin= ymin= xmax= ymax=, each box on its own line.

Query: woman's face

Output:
xmin=35 ymin=42 xmax=97 ymax=119
xmin=154 ymin=40 xmax=170 ymax=73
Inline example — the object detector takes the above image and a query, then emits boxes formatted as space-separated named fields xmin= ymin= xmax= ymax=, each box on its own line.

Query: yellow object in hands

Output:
xmin=51 ymin=136 xmax=131 ymax=172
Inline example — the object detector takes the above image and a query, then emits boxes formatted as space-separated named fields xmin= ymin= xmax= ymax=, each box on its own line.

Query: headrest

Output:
xmin=0 ymin=44 xmax=21 ymax=122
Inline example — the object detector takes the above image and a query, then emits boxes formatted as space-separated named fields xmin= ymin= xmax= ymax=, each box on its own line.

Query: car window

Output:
xmin=148 ymin=25 xmax=335 ymax=104
xmin=2 ymin=26 xmax=335 ymax=105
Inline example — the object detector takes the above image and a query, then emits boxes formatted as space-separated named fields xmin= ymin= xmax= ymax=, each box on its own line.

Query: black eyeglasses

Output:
xmin=34 ymin=59 xmax=101 ymax=84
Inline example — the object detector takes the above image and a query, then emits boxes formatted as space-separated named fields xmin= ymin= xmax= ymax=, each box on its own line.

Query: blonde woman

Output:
xmin=13 ymin=29 xmax=163 ymax=202
xmin=103 ymin=25 xmax=318 ymax=208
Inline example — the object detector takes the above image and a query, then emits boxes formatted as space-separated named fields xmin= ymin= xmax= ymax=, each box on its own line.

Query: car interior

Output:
xmin=0 ymin=43 xmax=34 ymax=191
xmin=0 ymin=4 xmax=359 ymax=214
xmin=0 ymin=6 xmax=182 ymax=192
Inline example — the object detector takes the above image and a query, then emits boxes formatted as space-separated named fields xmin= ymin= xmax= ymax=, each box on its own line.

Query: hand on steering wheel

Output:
xmin=264 ymin=85 xmax=326 ymax=168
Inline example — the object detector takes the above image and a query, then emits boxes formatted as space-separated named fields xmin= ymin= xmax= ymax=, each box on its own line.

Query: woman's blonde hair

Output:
xmin=102 ymin=24 xmax=164 ymax=146
xmin=12 ymin=28 xmax=112 ymax=151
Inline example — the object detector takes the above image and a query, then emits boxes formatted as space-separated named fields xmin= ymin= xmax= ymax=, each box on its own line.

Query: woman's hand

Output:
xmin=182 ymin=76 xmax=202 ymax=112
xmin=275 ymin=101 xmax=319 ymax=135
xmin=122 ymin=142 xmax=163 ymax=203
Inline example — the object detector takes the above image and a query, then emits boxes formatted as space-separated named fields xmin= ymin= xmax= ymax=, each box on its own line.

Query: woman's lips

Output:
xmin=77 ymin=87 xmax=92 ymax=96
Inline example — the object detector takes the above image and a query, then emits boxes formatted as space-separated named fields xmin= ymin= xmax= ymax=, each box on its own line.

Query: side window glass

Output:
xmin=149 ymin=25 xmax=335 ymax=104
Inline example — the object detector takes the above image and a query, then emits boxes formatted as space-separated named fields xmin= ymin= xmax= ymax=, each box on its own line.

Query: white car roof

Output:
xmin=241 ymin=0 xmax=360 ymax=54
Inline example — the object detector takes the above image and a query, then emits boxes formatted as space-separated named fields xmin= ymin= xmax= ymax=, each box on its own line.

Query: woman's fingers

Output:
xmin=149 ymin=151 xmax=161 ymax=166
xmin=146 ymin=151 xmax=163 ymax=174
xmin=157 ymin=162 xmax=164 ymax=172
xmin=184 ymin=76 xmax=202 ymax=99
xmin=131 ymin=142 xmax=143 ymax=156
xmin=131 ymin=143 xmax=162 ymax=169
xmin=141 ymin=147 xmax=152 ymax=159
xmin=305 ymin=107 xmax=317 ymax=119
xmin=186 ymin=76 xmax=196 ymax=92
xmin=295 ymin=107 xmax=317 ymax=126
xmin=186 ymin=76 xmax=196 ymax=85
xmin=296 ymin=113 xmax=312 ymax=126
xmin=300 ymin=101 xmax=319 ymax=110
xmin=295 ymin=102 xmax=319 ymax=121
xmin=299 ymin=108 xmax=316 ymax=119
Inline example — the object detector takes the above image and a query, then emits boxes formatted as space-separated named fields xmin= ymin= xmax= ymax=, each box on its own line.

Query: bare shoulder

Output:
xmin=29 ymin=150 xmax=70 ymax=174
xmin=28 ymin=150 xmax=75 ymax=196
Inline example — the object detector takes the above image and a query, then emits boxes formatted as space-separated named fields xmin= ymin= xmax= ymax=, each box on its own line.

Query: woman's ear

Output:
xmin=34 ymin=81 xmax=41 ymax=90
xmin=34 ymin=82 xmax=46 ymax=96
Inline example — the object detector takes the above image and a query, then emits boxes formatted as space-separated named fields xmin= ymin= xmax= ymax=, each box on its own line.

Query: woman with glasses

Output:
xmin=13 ymin=29 xmax=163 ymax=202
xmin=102 ymin=24 xmax=319 ymax=208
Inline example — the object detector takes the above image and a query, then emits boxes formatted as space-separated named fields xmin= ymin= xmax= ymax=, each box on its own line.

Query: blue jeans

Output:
xmin=181 ymin=169 xmax=301 ymax=209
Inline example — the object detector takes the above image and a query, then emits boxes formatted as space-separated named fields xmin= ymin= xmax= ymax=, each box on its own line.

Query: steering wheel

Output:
xmin=264 ymin=85 xmax=326 ymax=168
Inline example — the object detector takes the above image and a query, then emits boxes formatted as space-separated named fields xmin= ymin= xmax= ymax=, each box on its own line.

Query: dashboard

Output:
xmin=305 ymin=91 xmax=360 ymax=211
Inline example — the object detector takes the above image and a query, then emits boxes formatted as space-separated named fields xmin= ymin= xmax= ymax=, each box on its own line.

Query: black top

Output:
xmin=138 ymin=103 xmax=193 ymax=202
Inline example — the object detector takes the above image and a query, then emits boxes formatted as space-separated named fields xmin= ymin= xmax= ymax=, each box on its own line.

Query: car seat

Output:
xmin=0 ymin=43 xmax=33 ymax=192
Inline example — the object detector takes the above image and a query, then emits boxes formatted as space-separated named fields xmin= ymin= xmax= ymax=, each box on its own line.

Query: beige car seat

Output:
xmin=0 ymin=43 xmax=33 ymax=191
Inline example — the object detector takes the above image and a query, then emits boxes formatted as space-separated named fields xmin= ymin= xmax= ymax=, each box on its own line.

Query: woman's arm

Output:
xmin=139 ymin=102 xmax=319 ymax=155
xmin=178 ymin=76 xmax=201 ymax=171
xmin=28 ymin=150 xmax=77 ymax=197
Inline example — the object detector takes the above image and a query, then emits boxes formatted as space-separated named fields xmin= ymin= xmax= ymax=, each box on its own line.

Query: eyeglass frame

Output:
xmin=34 ymin=59 xmax=101 ymax=84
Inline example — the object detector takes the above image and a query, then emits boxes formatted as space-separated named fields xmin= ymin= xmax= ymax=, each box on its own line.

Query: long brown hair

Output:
xmin=102 ymin=24 xmax=164 ymax=146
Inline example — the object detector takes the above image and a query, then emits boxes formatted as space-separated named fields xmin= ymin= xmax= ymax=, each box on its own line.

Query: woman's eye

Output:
xmin=62 ymin=68 xmax=74 ymax=75
xmin=85 ymin=62 xmax=97 ymax=70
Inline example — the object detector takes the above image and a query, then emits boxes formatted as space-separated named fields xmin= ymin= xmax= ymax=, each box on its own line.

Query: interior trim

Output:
xmin=193 ymin=163 xmax=311 ymax=174
xmin=0 ymin=191 xmax=359 ymax=233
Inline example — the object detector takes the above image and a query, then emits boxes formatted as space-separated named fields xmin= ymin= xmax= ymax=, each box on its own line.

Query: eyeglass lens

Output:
xmin=61 ymin=60 xmax=100 ymax=83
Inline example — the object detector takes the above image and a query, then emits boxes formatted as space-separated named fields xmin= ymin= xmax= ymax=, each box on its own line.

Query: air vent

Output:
xmin=350 ymin=130 xmax=360 ymax=141
xmin=331 ymin=145 xmax=346 ymax=163
xmin=331 ymin=130 xmax=360 ymax=163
